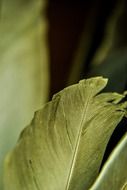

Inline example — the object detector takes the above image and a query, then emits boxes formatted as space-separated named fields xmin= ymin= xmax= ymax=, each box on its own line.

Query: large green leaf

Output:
xmin=4 ymin=77 xmax=127 ymax=190
xmin=90 ymin=133 xmax=127 ymax=190
xmin=0 ymin=0 xmax=49 ymax=189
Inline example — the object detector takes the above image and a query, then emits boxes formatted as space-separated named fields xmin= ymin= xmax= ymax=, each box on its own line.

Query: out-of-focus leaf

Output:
xmin=68 ymin=7 xmax=97 ymax=86
xmin=0 ymin=0 xmax=49 ymax=189
xmin=91 ymin=0 xmax=123 ymax=67
xmin=89 ymin=0 xmax=127 ymax=93
xmin=68 ymin=0 xmax=123 ymax=87
xmin=4 ymin=77 xmax=127 ymax=190
xmin=90 ymin=133 xmax=127 ymax=190
xmin=90 ymin=49 xmax=127 ymax=92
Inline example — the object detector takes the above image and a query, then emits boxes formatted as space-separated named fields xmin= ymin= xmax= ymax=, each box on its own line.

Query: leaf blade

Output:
xmin=4 ymin=77 xmax=127 ymax=190
xmin=90 ymin=133 xmax=127 ymax=190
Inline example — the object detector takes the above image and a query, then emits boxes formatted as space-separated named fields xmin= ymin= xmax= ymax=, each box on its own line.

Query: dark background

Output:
xmin=47 ymin=0 xmax=127 ymax=169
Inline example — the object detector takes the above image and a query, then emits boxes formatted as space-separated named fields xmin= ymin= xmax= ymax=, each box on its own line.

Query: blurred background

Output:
xmin=0 ymin=0 xmax=127 ymax=189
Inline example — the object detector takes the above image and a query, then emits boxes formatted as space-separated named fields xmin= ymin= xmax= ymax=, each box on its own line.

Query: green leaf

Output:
xmin=4 ymin=77 xmax=127 ymax=190
xmin=90 ymin=133 xmax=127 ymax=190
xmin=0 ymin=0 xmax=49 ymax=189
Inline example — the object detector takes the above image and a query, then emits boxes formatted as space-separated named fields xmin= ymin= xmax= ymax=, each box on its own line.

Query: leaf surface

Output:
xmin=0 ymin=0 xmax=49 ymax=189
xmin=90 ymin=133 xmax=127 ymax=190
xmin=4 ymin=77 xmax=127 ymax=190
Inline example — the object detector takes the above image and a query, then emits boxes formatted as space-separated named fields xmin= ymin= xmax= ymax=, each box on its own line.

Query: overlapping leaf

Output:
xmin=90 ymin=133 xmax=127 ymax=190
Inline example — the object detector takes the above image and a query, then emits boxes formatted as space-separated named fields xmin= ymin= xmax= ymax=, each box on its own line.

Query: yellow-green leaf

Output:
xmin=90 ymin=133 xmax=127 ymax=190
xmin=4 ymin=77 xmax=127 ymax=190
xmin=0 ymin=0 xmax=49 ymax=189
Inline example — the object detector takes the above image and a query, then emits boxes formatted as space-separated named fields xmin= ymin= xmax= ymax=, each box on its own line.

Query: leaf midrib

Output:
xmin=65 ymin=84 xmax=93 ymax=190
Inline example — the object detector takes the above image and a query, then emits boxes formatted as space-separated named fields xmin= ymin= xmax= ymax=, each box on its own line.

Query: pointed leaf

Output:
xmin=4 ymin=77 xmax=127 ymax=190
